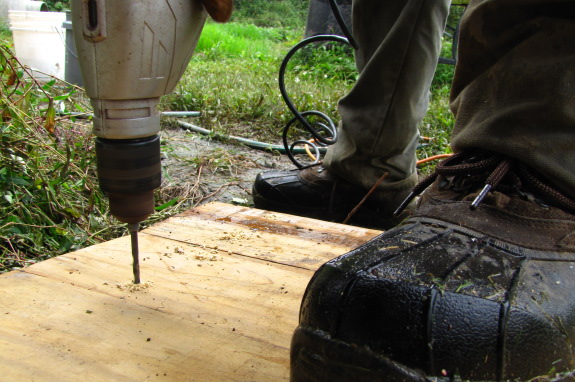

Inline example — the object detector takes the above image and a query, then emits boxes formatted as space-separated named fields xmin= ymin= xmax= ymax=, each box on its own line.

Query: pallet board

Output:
xmin=0 ymin=202 xmax=380 ymax=381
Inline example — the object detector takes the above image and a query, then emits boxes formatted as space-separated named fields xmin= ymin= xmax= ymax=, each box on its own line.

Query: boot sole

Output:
xmin=291 ymin=326 xmax=432 ymax=382
xmin=252 ymin=192 xmax=403 ymax=230
xmin=290 ymin=326 xmax=575 ymax=382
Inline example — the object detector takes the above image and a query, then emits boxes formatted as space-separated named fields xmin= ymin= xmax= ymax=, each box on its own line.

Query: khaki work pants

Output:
xmin=325 ymin=0 xmax=575 ymax=200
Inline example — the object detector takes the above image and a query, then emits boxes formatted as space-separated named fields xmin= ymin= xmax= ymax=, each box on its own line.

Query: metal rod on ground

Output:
xmin=128 ymin=223 xmax=141 ymax=284
xmin=176 ymin=120 xmax=328 ymax=155
xmin=56 ymin=111 xmax=201 ymax=118
xmin=161 ymin=111 xmax=201 ymax=117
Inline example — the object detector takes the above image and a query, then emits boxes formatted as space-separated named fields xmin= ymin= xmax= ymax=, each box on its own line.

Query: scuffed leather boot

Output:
xmin=253 ymin=165 xmax=416 ymax=230
xmin=291 ymin=150 xmax=575 ymax=381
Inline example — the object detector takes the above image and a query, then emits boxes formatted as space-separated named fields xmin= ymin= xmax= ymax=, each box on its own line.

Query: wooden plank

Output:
xmin=145 ymin=203 xmax=380 ymax=271
xmin=0 ymin=202 xmax=380 ymax=381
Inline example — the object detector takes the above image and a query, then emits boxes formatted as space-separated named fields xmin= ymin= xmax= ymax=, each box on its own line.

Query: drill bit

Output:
xmin=128 ymin=223 xmax=141 ymax=284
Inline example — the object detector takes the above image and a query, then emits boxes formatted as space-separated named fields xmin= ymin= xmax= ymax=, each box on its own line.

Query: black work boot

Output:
xmin=291 ymin=150 xmax=575 ymax=381
xmin=252 ymin=165 xmax=414 ymax=230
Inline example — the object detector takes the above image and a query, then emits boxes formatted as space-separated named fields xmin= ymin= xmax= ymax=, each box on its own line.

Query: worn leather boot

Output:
xmin=291 ymin=150 xmax=575 ymax=381
xmin=253 ymin=165 xmax=415 ymax=230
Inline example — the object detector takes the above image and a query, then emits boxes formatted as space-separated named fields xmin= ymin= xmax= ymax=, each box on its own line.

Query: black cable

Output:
xmin=279 ymin=0 xmax=355 ymax=168
xmin=328 ymin=0 xmax=357 ymax=49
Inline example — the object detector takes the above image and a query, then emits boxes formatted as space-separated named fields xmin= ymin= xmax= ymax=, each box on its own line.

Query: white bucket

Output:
xmin=0 ymin=0 xmax=47 ymax=24
xmin=8 ymin=10 xmax=67 ymax=81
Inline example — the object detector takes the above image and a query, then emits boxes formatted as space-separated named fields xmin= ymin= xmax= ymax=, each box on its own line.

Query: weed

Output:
xmin=0 ymin=23 xmax=11 ymax=44
xmin=233 ymin=0 xmax=308 ymax=28
xmin=43 ymin=0 xmax=70 ymax=11
xmin=287 ymin=42 xmax=357 ymax=84
xmin=0 ymin=44 xmax=110 ymax=270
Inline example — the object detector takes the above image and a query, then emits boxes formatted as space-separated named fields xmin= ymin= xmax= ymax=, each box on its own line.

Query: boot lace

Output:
xmin=394 ymin=150 xmax=575 ymax=217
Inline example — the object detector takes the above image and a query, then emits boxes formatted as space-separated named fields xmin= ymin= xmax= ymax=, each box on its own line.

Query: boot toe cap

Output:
xmin=298 ymin=219 xmax=575 ymax=380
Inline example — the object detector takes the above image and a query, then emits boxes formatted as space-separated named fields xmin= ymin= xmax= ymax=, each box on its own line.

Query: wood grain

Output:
xmin=0 ymin=203 xmax=380 ymax=381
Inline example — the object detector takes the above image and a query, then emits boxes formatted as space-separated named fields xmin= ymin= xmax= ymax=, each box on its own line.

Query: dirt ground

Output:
xmin=159 ymin=121 xmax=293 ymax=210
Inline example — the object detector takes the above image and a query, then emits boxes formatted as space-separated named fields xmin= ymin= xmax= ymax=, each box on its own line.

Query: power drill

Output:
xmin=70 ymin=0 xmax=230 ymax=283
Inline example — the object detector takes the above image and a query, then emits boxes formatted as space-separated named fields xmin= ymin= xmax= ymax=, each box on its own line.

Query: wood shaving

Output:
xmin=115 ymin=282 xmax=152 ymax=292
xmin=219 ymin=230 xmax=251 ymax=241
xmin=194 ymin=255 xmax=221 ymax=262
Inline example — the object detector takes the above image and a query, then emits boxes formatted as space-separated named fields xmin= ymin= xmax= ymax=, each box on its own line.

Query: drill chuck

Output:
xmin=96 ymin=135 xmax=161 ymax=224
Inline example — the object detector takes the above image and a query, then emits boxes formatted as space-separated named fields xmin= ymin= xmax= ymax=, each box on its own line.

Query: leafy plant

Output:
xmin=233 ymin=0 xmax=308 ymax=28
xmin=44 ymin=0 xmax=70 ymax=11
xmin=0 ymin=44 xmax=107 ymax=270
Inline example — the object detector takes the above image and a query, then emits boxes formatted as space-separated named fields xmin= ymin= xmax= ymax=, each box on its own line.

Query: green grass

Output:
xmin=195 ymin=22 xmax=296 ymax=59
xmin=232 ymin=0 xmax=308 ymax=28
xmin=418 ymin=37 xmax=457 ymax=172
xmin=164 ymin=22 xmax=356 ymax=143
xmin=0 ymin=22 xmax=12 ymax=44
xmin=166 ymin=22 xmax=455 ymax=163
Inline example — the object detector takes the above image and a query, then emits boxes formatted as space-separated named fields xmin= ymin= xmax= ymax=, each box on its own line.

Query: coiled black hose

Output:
xmin=279 ymin=0 xmax=355 ymax=168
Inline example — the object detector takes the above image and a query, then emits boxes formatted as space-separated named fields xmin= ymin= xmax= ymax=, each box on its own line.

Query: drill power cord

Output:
xmin=278 ymin=1 xmax=353 ymax=169
xmin=278 ymin=34 xmax=349 ymax=168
